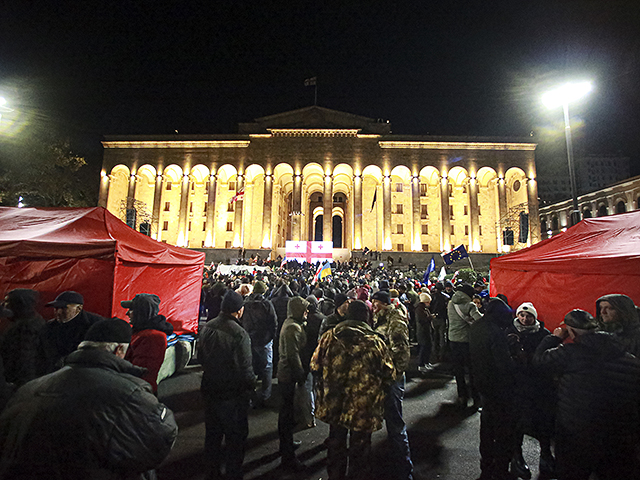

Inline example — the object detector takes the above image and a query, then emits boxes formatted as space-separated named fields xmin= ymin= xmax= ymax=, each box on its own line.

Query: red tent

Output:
xmin=0 ymin=207 xmax=204 ymax=334
xmin=490 ymin=210 xmax=640 ymax=330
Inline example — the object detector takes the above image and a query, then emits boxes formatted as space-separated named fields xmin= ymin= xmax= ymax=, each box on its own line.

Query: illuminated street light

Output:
xmin=542 ymin=81 xmax=593 ymax=226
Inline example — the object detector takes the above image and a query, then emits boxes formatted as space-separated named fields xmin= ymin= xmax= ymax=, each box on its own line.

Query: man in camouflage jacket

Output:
xmin=311 ymin=300 xmax=395 ymax=480
xmin=371 ymin=290 xmax=414 ymax=480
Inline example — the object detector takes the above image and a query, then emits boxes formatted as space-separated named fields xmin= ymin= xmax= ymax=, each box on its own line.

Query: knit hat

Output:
xmin=420 ymin=293 xmax=432 ymax=303
xmin=221 ymin=290 xmax=244 ymax=313
xmin=371 ymin=290 xmax=391 ymax=305
xmin=46 ymin=291 xmax=84 ymax=307
xmin=561 ymin=309 xmax=598 ymax=330
xmin=456 ymin=283 xmax=474 ymax=299
xmin=253 ymin=281 xmax=267 ymax=295
xmin=84 ymin=318 xmax=132 ymax=343
xmin=516 ymin=302 xmax=537 ymax=320
xmin=347 ymin=300 xmax=370 ymax=324
xmin=335 ymin=293 xmax=349 ymax=309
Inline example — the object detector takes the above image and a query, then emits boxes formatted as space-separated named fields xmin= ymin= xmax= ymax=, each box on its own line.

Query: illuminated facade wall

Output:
xmin=100 ymin=106 xmax=540 ymax=254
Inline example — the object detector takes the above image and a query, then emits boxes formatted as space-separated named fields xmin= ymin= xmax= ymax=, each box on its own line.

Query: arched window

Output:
xmin=582 ymin=207 xmax=592 ymax=219
xmin=597 ymin=204 xmax=608 ymax=217
xmin=616 ymin=201 xmax=626 ymax=214
xmin=551 ymin=216 xmax=559 ymax=231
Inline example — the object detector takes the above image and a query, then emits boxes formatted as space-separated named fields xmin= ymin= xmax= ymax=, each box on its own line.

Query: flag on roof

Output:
xmin=229 ymin=189 xmax=245 ymax=203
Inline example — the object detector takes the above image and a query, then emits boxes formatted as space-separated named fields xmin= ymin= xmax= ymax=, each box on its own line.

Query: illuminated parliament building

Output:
xmin=100 ymin=106 xmax=541 ymax=259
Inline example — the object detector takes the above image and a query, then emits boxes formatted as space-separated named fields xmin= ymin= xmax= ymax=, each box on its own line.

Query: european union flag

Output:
xmin=423 ymin=256 xmax=436 ymax=283
xmin=441 ymin=244 xmax=469 ymax=265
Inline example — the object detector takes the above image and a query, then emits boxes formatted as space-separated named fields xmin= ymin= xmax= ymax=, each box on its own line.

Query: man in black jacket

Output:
xmin=240 ymin=281 xmax=277 ymax=408
xmin=39 ymin=291 xmax=104 ymax=373
xmin=199 ymin=290 xmax=255 ymax=480
xmin=534 ymin=309 xmax=640 ymax=480
xmin=0 ymin=318 xmax=177 ymax=480
xmin=469 ymin=297 xmax=517 ymax=480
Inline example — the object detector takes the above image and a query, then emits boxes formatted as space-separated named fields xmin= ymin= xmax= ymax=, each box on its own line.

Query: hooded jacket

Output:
xmin=533 ymin=331 xmax=640 ymax=438
xmin=124 ymin=294 xmax=173 ymax=393
xmin=447 ymin=290 xmax=483 ymax=343
xmin=240 ymin=292 xmax=277 ymax=348
xmin=277 ymin=296 xmax=308 ymax=384
xmin=311 ymin=320 xmax=395 ymax=432
xmin=374 ymin=303 xmax=410 ymax=379
xmin=0 ymin=289 xmax=45 ymax=386
xmin=596 ymin=294 xmax=640 ymax=357
xmin=0 ymin=348 xmax=177 ymax=480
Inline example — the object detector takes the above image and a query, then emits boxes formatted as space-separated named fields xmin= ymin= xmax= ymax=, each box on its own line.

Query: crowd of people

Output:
xmin=1 ymin=259 xmax=640 ymax=480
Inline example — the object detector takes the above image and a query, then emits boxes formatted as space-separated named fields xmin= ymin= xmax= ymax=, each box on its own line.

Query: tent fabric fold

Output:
xmin=490 ymin=211 xmax=640 ymax=330
xmin=0 ymin=207 xmax=204 ymax=334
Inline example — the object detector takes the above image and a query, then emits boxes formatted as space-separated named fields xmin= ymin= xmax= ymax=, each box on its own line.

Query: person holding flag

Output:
xmin=312 ymin=261 xmax=332 ymax=284
xmin=422 ymin=256 xmax=436 ymax=285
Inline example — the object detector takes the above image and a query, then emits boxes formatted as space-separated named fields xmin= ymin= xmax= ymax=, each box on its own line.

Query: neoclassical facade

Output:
xmin=100 ymin=107 xmax=540 ymax=256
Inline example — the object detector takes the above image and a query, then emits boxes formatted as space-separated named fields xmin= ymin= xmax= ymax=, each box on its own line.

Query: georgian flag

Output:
xmin=285 ymin=241 xmax=333 ymax=263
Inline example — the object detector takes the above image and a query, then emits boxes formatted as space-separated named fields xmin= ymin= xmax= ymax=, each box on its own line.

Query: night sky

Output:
xmin=1 ymin=1 xmax=639 ymax=174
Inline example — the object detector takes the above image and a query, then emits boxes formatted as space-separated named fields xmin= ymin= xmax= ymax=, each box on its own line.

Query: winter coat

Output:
xmin=240 ymin=293 xmax=277 ymax=348
xmin=39 ymin=309 xmax=105 ymax=374
xmin=311 ymin=320 xmax=395 ymax=432
xmin=125 ymin=294 xmax=173 ymax=394
xmin=415 ymin=303 xmax=433 ymax=346
xmin=596 ymin=294 xmax=640 ymax=357
xmin=277 ymin=297 xmax=308 ymax=384
xmin=319 ymin=297 xmax=336 ymax=317
xmin=301 ymin=306 xmax=325 ymax=374
xmin=0 ymin=348 xmax=178 ymax=480
xmin=1 ymin=309 xmax=45 ymax=386
xmin=533 ymin=331 xmax=640 ymax=439
xmin=447 ymin=291 xmax=483 ymax=343
xmin=271 ymin=284 xmax=293 ymax=333
xmin=468 ymin=298 xmax=516 ymax=400
xmin=198 ymin=312 xmax=255 ymax=400
xmin=374 ymin=304 xmax=410 ymax=379
xmin=318 ymin=310 xmax=346 ymax=339
xmin=430 ymin=291 xmax=449 ymax=320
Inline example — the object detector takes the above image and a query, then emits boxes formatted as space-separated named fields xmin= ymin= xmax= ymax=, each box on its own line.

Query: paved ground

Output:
xmin=157 ymin=355 xmax=545 ymax=480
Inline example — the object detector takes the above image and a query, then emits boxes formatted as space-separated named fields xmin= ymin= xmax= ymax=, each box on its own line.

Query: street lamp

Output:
xmin=542 ymin=81 xmax=593 ymax=226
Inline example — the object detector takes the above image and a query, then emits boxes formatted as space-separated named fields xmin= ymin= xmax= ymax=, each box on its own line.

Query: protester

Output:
xmin=416 ymin=292 xmax=434 ymax=373
xmin=595 ymin=293 xmax=640 ymax=356
xmin=199 ymin=290 xmax=255 ymax=480
xmin=122 ymin=293 xmax=174 ymax=394
xmin=0 ymin=318 xmax=178 ymax=480
xmin=39 ymin=291 xmax=104 ymax=374
xmin=311 ymin=300 xmax=395 ymax=480
xmin=429 ymin=282 xmax=449 ymax=363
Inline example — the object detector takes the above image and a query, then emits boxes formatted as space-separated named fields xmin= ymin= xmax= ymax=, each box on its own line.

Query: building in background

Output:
xmin=100 ymin=106 xmax=540 ymax=257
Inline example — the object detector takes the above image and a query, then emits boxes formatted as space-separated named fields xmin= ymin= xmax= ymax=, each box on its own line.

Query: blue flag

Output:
xmin=441 ymin=244 xmax=469 ymax=265
xmin=423 ymin=256 xmax=436 ymax=283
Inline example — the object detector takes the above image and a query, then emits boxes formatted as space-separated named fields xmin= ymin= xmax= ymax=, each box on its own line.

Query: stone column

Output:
xmin=177 ymin=173 xmax=190 ymax=247
xmin=323 ymin=174 xmax=333 ymax=242
xmin=469 ymin=178 xmax=480 ymax=251
xmin=262 ymin=174 xmax=273 ymax=248
xmin=353 ymin=174 xmax=363 ymax=250
xmin=98 ymin=173 xmax=110 ymax=208
xmin=411 ymin=175 xmax=421 ymax=251
xmin=292 ymin=174 xmax=303 ymax=241
xmin=204 ymin=172 xmax=217 ymax=247
xmin=233 ymin=174 xmax=245 ymax=248
xmin=151 ymin=173 xmax=163 ymax=241
xmin=440 ymin=176 xmax=451 ymax=252
xmin=497 ymin=178 xmax=507 ymax=250
xmin=526 ymin=178 xmax=541 ymax=245
xmin=383 ymin=175 xmax=392 ymax=250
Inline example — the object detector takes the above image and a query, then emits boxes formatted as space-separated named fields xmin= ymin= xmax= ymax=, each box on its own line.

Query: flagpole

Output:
xmin=467 ymin=254 xmax=475 ymax=271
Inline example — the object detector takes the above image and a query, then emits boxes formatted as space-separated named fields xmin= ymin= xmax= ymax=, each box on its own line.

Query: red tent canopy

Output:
xmin=490 ymin=210 xmax=640 ymax=330
xmin=0 ymin=207 xmax=204 ymax=334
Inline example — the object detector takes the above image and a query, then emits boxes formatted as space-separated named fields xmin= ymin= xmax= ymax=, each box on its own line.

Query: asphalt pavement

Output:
xmin=157 ymin=352 xmax=545 ymax=480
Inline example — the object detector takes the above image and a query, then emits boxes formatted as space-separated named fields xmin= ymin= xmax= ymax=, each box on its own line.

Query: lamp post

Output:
xmin=542 ymin=81 xmax=593 ymax=226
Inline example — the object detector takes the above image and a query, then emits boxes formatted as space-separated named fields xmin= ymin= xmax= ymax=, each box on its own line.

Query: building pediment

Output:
xmin=238 ymin=106 xmax=391 ymax=134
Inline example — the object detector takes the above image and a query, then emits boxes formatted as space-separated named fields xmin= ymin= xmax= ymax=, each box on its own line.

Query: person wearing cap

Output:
xmin=415 ymin=292 xmax=434 ymax=373
xmin=277 ymin=296 xmax=310 ymax=472
xmin=447 ymin=283 xmax=483 ymax=409
xmin=505 ymin=302 xmax=555 ymax=479
xmin=311 ymin=300 xmax=395 ymax=480
xmin=0 ymin=318 xmax=178 ymax=480
xmin=318 ymin=293 xmax=352 ymax=339
xmin=371 ymin=289 xmax=414 ymax=480
xmin=533 ymin=309 xmax=640 ymax=480
xmin=0 ymin=289 xmax=45 ymax=387
xmin=198 ymin=290 xmax=255 ymax=480
xmin=39 ymin=291 xmax=104 ymax=374
xmin=595 ymin=293 xmax=640 ymax=357
xmin=468 ymin=297 xmax=518 ymax=480
xmin=121 ymin=293 xmax=174 ymax=394
xmin=239 ymin=281 xmax=277 ymax=408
